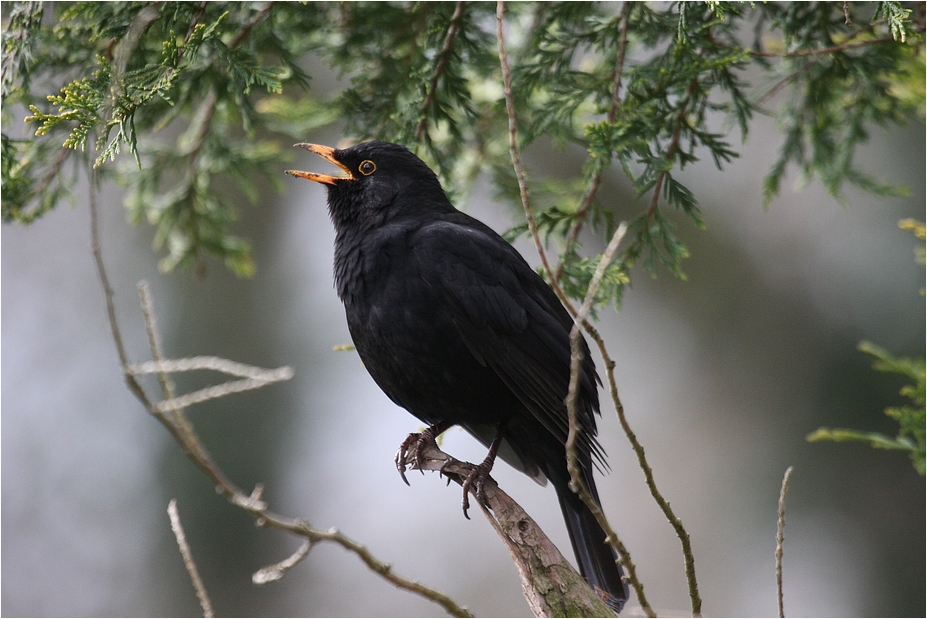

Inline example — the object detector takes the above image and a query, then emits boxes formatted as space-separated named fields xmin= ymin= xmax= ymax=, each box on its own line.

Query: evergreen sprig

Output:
xmin=2 ymin=0 xmax=922 ymax=300
xmin=808 ymin=341 xmax=925 ymax=475
xmin=808 ymin=220 xmax=926 ymax=475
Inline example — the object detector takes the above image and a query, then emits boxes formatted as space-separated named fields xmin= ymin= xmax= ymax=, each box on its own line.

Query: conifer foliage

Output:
xmin=3 ymin=1 xmax=922 ymax=289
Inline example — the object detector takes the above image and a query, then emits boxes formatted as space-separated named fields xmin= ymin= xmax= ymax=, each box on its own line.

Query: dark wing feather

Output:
xmin=411 ymin=219 xmax=606 ymax=469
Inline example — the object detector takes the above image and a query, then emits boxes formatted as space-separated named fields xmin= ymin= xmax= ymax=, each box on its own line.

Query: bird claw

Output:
xmin=460 ymin=459 xmax=493 ymax=520
xmin=394 ymin=424 xmax=446 ymax=484
xmin=394 ymin=422 xmax=495 ymax=520
xmin=394 ymin=433 xmax=421 ymax=485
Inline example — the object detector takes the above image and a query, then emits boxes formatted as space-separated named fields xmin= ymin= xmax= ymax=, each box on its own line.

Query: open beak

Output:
xmin=285 ymin=143 xmax=354 ymax=185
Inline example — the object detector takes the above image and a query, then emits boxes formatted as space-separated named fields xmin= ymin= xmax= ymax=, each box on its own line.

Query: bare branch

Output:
xmin=496 ymin=4 xmax=703 ymax=615
xmin=564 ymin=223 xmax=658 ymax=619
xmin=89 ymin=171 xmax=154 ymax=409
xmin=129 ymin=356 xmax=295 ymax=380
xmin=89 ymin=183 xmax=472 ymax=618
xmin=402 ymin=435 xmax=614 ymax=617
xmin=776 ymin=466 xmax=795 ymax=618
xmin=305 ymin=525 xmax=473 ymax=618
xmin=590 ymin=330 xmax=704 ymax=618
xmin=168 ymin=499 xmax=215 ymax=618
xmin=253 ymin=539 xmax=313 ymax=585
xmin=496 ymin=0 xmax=558 ymax=289
xmin=153 ymin=375 xmax=293 ymax=413
xmin=496 ymin=3 xmax=659 ymax=613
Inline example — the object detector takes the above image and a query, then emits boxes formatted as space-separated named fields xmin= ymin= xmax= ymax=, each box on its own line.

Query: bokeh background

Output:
xmin=3 ymin=40 xmax=924 ymax=618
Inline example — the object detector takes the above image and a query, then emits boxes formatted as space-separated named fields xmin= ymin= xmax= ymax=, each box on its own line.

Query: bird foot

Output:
xmin=394 ymin=423 xmax=449 ymax=485
xmin=460 ymin=458 xmax=495 ymax=520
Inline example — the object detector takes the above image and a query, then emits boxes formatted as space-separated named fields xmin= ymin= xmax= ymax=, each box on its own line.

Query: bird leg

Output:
xmin=395 ymin=421 xmax=452 ymax=485
xmin=460 ymin=422 xmax=507 ymax=520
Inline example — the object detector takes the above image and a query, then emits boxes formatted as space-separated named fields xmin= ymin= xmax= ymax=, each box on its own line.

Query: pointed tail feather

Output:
xmin=554 ymin=473 xmax=628 ymax=612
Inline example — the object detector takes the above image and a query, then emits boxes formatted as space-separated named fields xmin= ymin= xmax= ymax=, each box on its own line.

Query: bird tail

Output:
xmin=553 ymin=471 xmax=629 ymax=613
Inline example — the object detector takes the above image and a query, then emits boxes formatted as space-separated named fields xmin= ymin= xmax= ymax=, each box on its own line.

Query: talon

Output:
xmin=394 ymin=422 xmax=451 ymax=485
xmin=458 ymin=423 xmax=506 ymax=519
xmin=460 ymin=460 xmax=494 ymax=520
xmin=395 ymin=435 xmax=418 ymax=486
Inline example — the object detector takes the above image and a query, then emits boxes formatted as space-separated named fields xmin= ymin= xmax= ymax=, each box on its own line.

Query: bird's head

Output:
xmin=286 ymin=141 xmax=451 ymax=232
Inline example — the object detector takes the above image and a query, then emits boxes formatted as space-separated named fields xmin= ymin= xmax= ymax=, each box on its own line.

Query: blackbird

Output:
xmin=287 ymin=140 xmax=628 ymax=611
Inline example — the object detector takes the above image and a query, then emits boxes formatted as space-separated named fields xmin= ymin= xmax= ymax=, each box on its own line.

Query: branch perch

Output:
xmin=400 ymin=434 xmax=615 ymax=618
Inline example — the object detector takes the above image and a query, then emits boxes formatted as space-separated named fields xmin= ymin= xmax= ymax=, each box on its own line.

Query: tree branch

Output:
xmin=708 ymin=17 xmax=917 ymax=60
xmin=253 ymin=539 xmax=312 ymax=585
xmin=227 ymin=2 xmax=273 ymax=50
xmin=400 ymin=434 xmax=615 ymax=618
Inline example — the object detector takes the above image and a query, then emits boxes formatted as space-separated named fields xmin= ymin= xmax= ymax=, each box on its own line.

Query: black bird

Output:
xmin=287 ymin=141 xmax=628 ymax=611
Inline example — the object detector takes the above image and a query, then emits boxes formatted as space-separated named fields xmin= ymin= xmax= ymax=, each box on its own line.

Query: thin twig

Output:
xmin=416 ymin=1 xmax=467 ymax=141
xmin=776 ymin=466 xmax=795 ymax=619
xmin=564 ymin=222 xmax=657 ymax=619
xmin=496 ymin=0 xmax=558 ymax=286
xmin=564 ymin=223 xmax=627 ymax=485
xmin=555 ymin=1 xmax=633 ymax=282
xmin=709 ymin=20 xmax=904 ymax=59
xmin=129 ymin=356 xmax=293 ymax=380
xmin=152 ymin=374 xmax=294 ymax=414
xmin=755 ymin=59 xmax=815 ymax=108
xmin=168 ymin=499 xmax=215 ymax=618
xmin=160 ymin=2 xmax=208 ymax=86
xmin=184 ymin=2 xmax=210 ymax=52
xmin=89 ymin=171 xmax=153 ymax=408
xmin=750 ymin=34 xmax=897 ymax=57
xmin=498 ymin=2 xmax=654 ymax=614
xmin=253 ymin=539 xmax=313 ymax=585
xmin=648 ymin=77 xmax=697 ymax=218
xmin=594 ymin=329 xmax=704 ymax=618
xmin=136 ymin=282 xmax=243 ymax=491
xmin=305 ymin=526 xmax=473 ymax=617
xmin=618 ymin=75 xmax=705 ymax=618
xmin=227 ymin=2 xmax=274 ymax=50
xmin=496 ymin=3 xmax=704 ymax=615
xmin=138 ymin=281 xmax=183 ymax=428
xmin=89 ymin=181 xmax=471 ymax=618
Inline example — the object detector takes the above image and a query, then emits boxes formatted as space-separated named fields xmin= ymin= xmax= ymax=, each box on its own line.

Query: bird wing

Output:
xmin=412 ymin=219 xmax=606 ymax=468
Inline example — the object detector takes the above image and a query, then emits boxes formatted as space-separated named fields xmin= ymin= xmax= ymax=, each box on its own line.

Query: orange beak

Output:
xmin=285 ymin=143 xmax=355 ymax=185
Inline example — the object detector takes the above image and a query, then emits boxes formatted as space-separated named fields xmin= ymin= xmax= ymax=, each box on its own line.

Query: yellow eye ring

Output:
xmin=359 ymin=160 xmax=376 ymax=175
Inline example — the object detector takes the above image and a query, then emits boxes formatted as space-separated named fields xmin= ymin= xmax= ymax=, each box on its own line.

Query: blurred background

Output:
xmin=3 ymin=46 xmax=924 ymax=619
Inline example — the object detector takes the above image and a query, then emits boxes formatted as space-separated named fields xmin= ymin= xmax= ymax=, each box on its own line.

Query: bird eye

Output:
xmin=359 ymin=160 xmax=376 ymax=176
